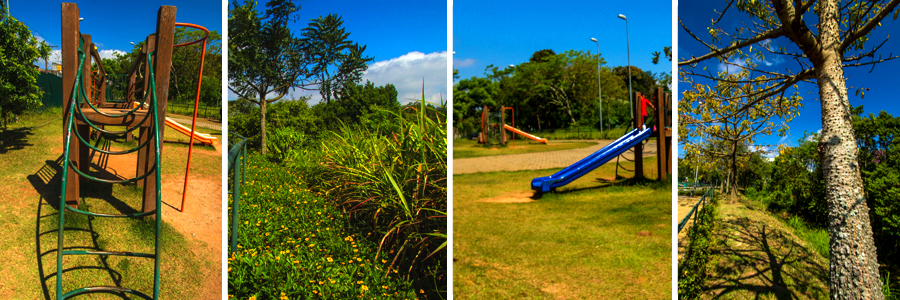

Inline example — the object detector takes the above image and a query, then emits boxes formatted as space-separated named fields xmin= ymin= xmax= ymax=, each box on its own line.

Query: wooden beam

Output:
xmin=142 ymin=5 xmax=176 ymax=214
xmin=61 ymin=2 xmax=79 ymax=207
xmin=655 ymin=87 xmax=667 ymax=181
xmin=633 ymin=91 xmax=643 ymax=179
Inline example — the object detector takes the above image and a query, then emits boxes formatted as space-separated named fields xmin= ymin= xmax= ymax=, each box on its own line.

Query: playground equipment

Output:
xmin=480 ymin=105 xmax=547 ymax=146
xmin=166 ymin=117 xmax=217 ymax=145
xmin=56 ymin=3 xmax=209 ymax=298
xmin=503 ymin=124 xmax=547 ymax=144
xmin=531 ymin=87 xmax=672 ymax=192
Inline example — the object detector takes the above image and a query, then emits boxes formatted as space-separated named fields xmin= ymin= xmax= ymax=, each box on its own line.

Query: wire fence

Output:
xmin=166 ymin=102 xmax=222 ymax=120
xmin=678 ymin=187 xmax=716 ymax=233
xmin=227 ymin=132 xmax=248 ymax=255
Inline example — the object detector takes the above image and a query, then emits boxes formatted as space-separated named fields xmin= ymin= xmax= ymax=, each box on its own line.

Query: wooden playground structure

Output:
xmin=61 ymin=3 xmax=176 ymax=213
xmin=633 ymin=87 xmax=673 ymax=181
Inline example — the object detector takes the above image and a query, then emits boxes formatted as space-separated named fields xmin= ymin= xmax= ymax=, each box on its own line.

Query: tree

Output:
xmin=681 ymin=59 xmax=801 ymax=203
xmin=0 ymin=15 xmax=51 ymax=131
xmin=229 ymin=0 xmax=306 ymax=155
xmin=301 ymin=14 xmax=372 ymax=104
xmin=679 ymin=0 xmax=900 ymax=296
xmin=229 ymin=0 xmax=371 ymax=154
xmin=171 ymin=28 xmax=223 ymax=105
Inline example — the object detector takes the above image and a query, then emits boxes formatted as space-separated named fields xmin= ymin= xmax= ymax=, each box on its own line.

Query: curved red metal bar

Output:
xmin=173 ymin=22 xmax=210 ymax=212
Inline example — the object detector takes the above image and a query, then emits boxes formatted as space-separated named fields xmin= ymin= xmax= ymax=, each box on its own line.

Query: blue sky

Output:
xmin=10 ymin=1 xmax=221 ymax=68
xmin=227 ymin=0 xmax=448 ymax=104
xmin=678 ymin=0 xmax=900 ymax=158
xmin=454 ymin=0 xmax=672 ymax=82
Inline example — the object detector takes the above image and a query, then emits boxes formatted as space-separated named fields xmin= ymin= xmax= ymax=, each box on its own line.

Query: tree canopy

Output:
xmin=228 ymin=0 xmax=370 ymax=154
xmin=0 ymin=15 xmax=51 ymax=130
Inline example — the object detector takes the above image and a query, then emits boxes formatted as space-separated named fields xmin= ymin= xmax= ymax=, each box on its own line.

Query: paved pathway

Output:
xmin=453 ymin=139 xmax=658 ymax=174
xmin=167 ymin=114 xmax=222 ymax=131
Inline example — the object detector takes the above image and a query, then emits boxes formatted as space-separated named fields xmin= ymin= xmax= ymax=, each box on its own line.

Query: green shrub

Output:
xmin=311 ymin=101 xmax=447 ymax=297
xmin=678 ymin=190 xmax=720 ymax=299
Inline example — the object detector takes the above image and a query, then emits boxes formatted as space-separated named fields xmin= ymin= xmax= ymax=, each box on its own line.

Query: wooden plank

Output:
xmin=142 ymin=5 xmax=176 ymax=214
xmin=90 ymin=45 xmax=108 ymax=106
xmin=137 ymin=35 xmax=154 ymax=189
xmin=81 ymin=34 xmax=91 ymax=105
xmin=76 ymin=109 xmax=152 ymax=127
xmin=655 ymin=87 xmax=667 ymax=181
xmin=61 ymin=2 xmax=79 ymax=207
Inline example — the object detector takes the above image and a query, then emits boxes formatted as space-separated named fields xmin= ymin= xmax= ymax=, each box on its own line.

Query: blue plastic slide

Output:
xmin=531 ymin=127 xmax=652 ymax=192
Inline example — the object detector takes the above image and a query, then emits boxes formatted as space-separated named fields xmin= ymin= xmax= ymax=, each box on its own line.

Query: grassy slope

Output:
xmin=453 ymin=157 xmax=672 ymax=299
xmin=453 ymin=139 xmax=596 ymax=159
xmin=0 ymin=112 xmax=218 ymax=299
xmin=228 ymin=154 xmax=419 ymax=299
xmin=702 ymin=195 xmax=829 ymax=299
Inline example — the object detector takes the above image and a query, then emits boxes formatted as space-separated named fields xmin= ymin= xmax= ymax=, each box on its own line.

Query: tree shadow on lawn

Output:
xmin=28 ymin=155 xmax=149 ymax=299
xmin=0 ymin=127 xmax=36 ymax=154
xmin=706 ymin=217 xmax=829 ymax=299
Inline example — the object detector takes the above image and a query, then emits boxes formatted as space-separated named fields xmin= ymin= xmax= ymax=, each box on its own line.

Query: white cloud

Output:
xmin=717 ymin=57 xmax=746 ymax=73
xmin=362 ymin=51 xmax=448 ymax=104
xmin=749 ymin=145 xmax=778 ymax=158
xmin=97 ymin=49 xmax=127 ymax=60
xmin=231 ymin=51 xmax=448 ymax=105
xmin=453 ymin=57 xmax=475 ymax=68
xmin=804 ymin=129 xmax=822 ymax=142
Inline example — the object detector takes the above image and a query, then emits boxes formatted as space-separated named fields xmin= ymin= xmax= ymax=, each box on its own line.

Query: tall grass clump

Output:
xmin=312 ymin=93 xmax=447 ymax=297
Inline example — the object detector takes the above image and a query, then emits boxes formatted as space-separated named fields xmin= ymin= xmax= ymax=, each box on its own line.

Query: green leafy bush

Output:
xmin=312 ymin=101 xmax=447 ymax=297
xmin=678 ymin=190 xmax=720 ymax=299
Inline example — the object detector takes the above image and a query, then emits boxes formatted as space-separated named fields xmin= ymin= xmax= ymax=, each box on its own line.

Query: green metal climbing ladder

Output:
xmin=56 ymin=36 xmax=163 ymax=299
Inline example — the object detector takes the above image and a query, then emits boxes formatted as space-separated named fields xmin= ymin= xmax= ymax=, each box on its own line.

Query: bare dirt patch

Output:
xmin=478 ymin=191 xmax=537 ymax=203
xmin=100 ymin=144 xmax=222 ymax=297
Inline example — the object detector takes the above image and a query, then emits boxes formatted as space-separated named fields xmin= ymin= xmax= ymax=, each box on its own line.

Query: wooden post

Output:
xmin=61 ymin=2 xmax=80 ymax=207
xmin=142 ymin=6 xmax=176 ymax=214
xmin=91 ymin=45 xmax=108 ymax=106
xmin=633 ymin=91 xmax=643 ymax=179
xmin=666 ymin=92 xmax=672 ymax=174
xmin=655 ymin=87 xmax=667 ymax=181
xmin=136 ymin=35 xmax=155 ymax=188
xmin=500 ymin=106 xmax=506 ymax=145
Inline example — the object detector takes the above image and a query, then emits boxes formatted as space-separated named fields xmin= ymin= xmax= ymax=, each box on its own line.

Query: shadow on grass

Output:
xmin=539 ymin=176 xmax=668 ymax=197
xmin=28 ymin=155 xmax=145 ymax=299
xmin=0 ymin=127 xmax=36 ymax=154
xmin=706 ymin=217 xmax=829 ymax=299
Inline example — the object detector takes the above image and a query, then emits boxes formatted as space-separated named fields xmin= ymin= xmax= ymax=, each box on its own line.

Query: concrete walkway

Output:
xmin=453 ymin=139 xmax=658 ymax=174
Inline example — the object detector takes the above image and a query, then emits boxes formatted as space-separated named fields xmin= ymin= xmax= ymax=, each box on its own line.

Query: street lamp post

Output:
xmin=590 ymin=38 xmax=602 ymax=136
xmin=618 ymin=14 xmax=633 ymax=120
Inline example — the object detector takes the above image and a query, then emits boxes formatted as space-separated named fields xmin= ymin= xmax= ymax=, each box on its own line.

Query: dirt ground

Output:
xmin=102 ymin=145 xmax=222 ymax=297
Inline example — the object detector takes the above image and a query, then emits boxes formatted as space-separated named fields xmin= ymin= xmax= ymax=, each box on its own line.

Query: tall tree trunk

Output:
xmin=259 ymin=92 xmax=268 ymax=156
xmin=815 ymin=0 xmax=883 ymax=297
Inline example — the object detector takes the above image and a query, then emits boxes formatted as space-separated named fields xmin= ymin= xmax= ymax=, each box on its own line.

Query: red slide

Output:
xmin=503 ymin=124 xmax=548 ymax=144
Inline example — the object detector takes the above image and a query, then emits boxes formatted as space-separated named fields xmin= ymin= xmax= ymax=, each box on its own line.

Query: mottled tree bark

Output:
xmin=813 ymin=0 xmax=883 ymax=297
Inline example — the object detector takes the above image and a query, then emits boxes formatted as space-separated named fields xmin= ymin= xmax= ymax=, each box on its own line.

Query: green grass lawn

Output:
xmin=453 ymin=157 xmax=672 ymax=299
xmin=0 ymin=110 xmax=219 ymax=299
xmin=453 ymin=138 xmax=595 ymax=159
xmin=228 ymin=154 xmax=421 ymax=299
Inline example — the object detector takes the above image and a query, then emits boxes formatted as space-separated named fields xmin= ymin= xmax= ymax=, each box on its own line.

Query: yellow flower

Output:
xmin=327 ymin=257 xmax=334 ymax=262
xmin=357 ymin=281 xmax=363 ymax=284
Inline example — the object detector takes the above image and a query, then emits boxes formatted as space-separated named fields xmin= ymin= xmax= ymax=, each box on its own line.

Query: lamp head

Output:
xmin=590 ymin=37 xmax=598 ymax=42
xmin=618 ymin=14 xmax=627 ymax=20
